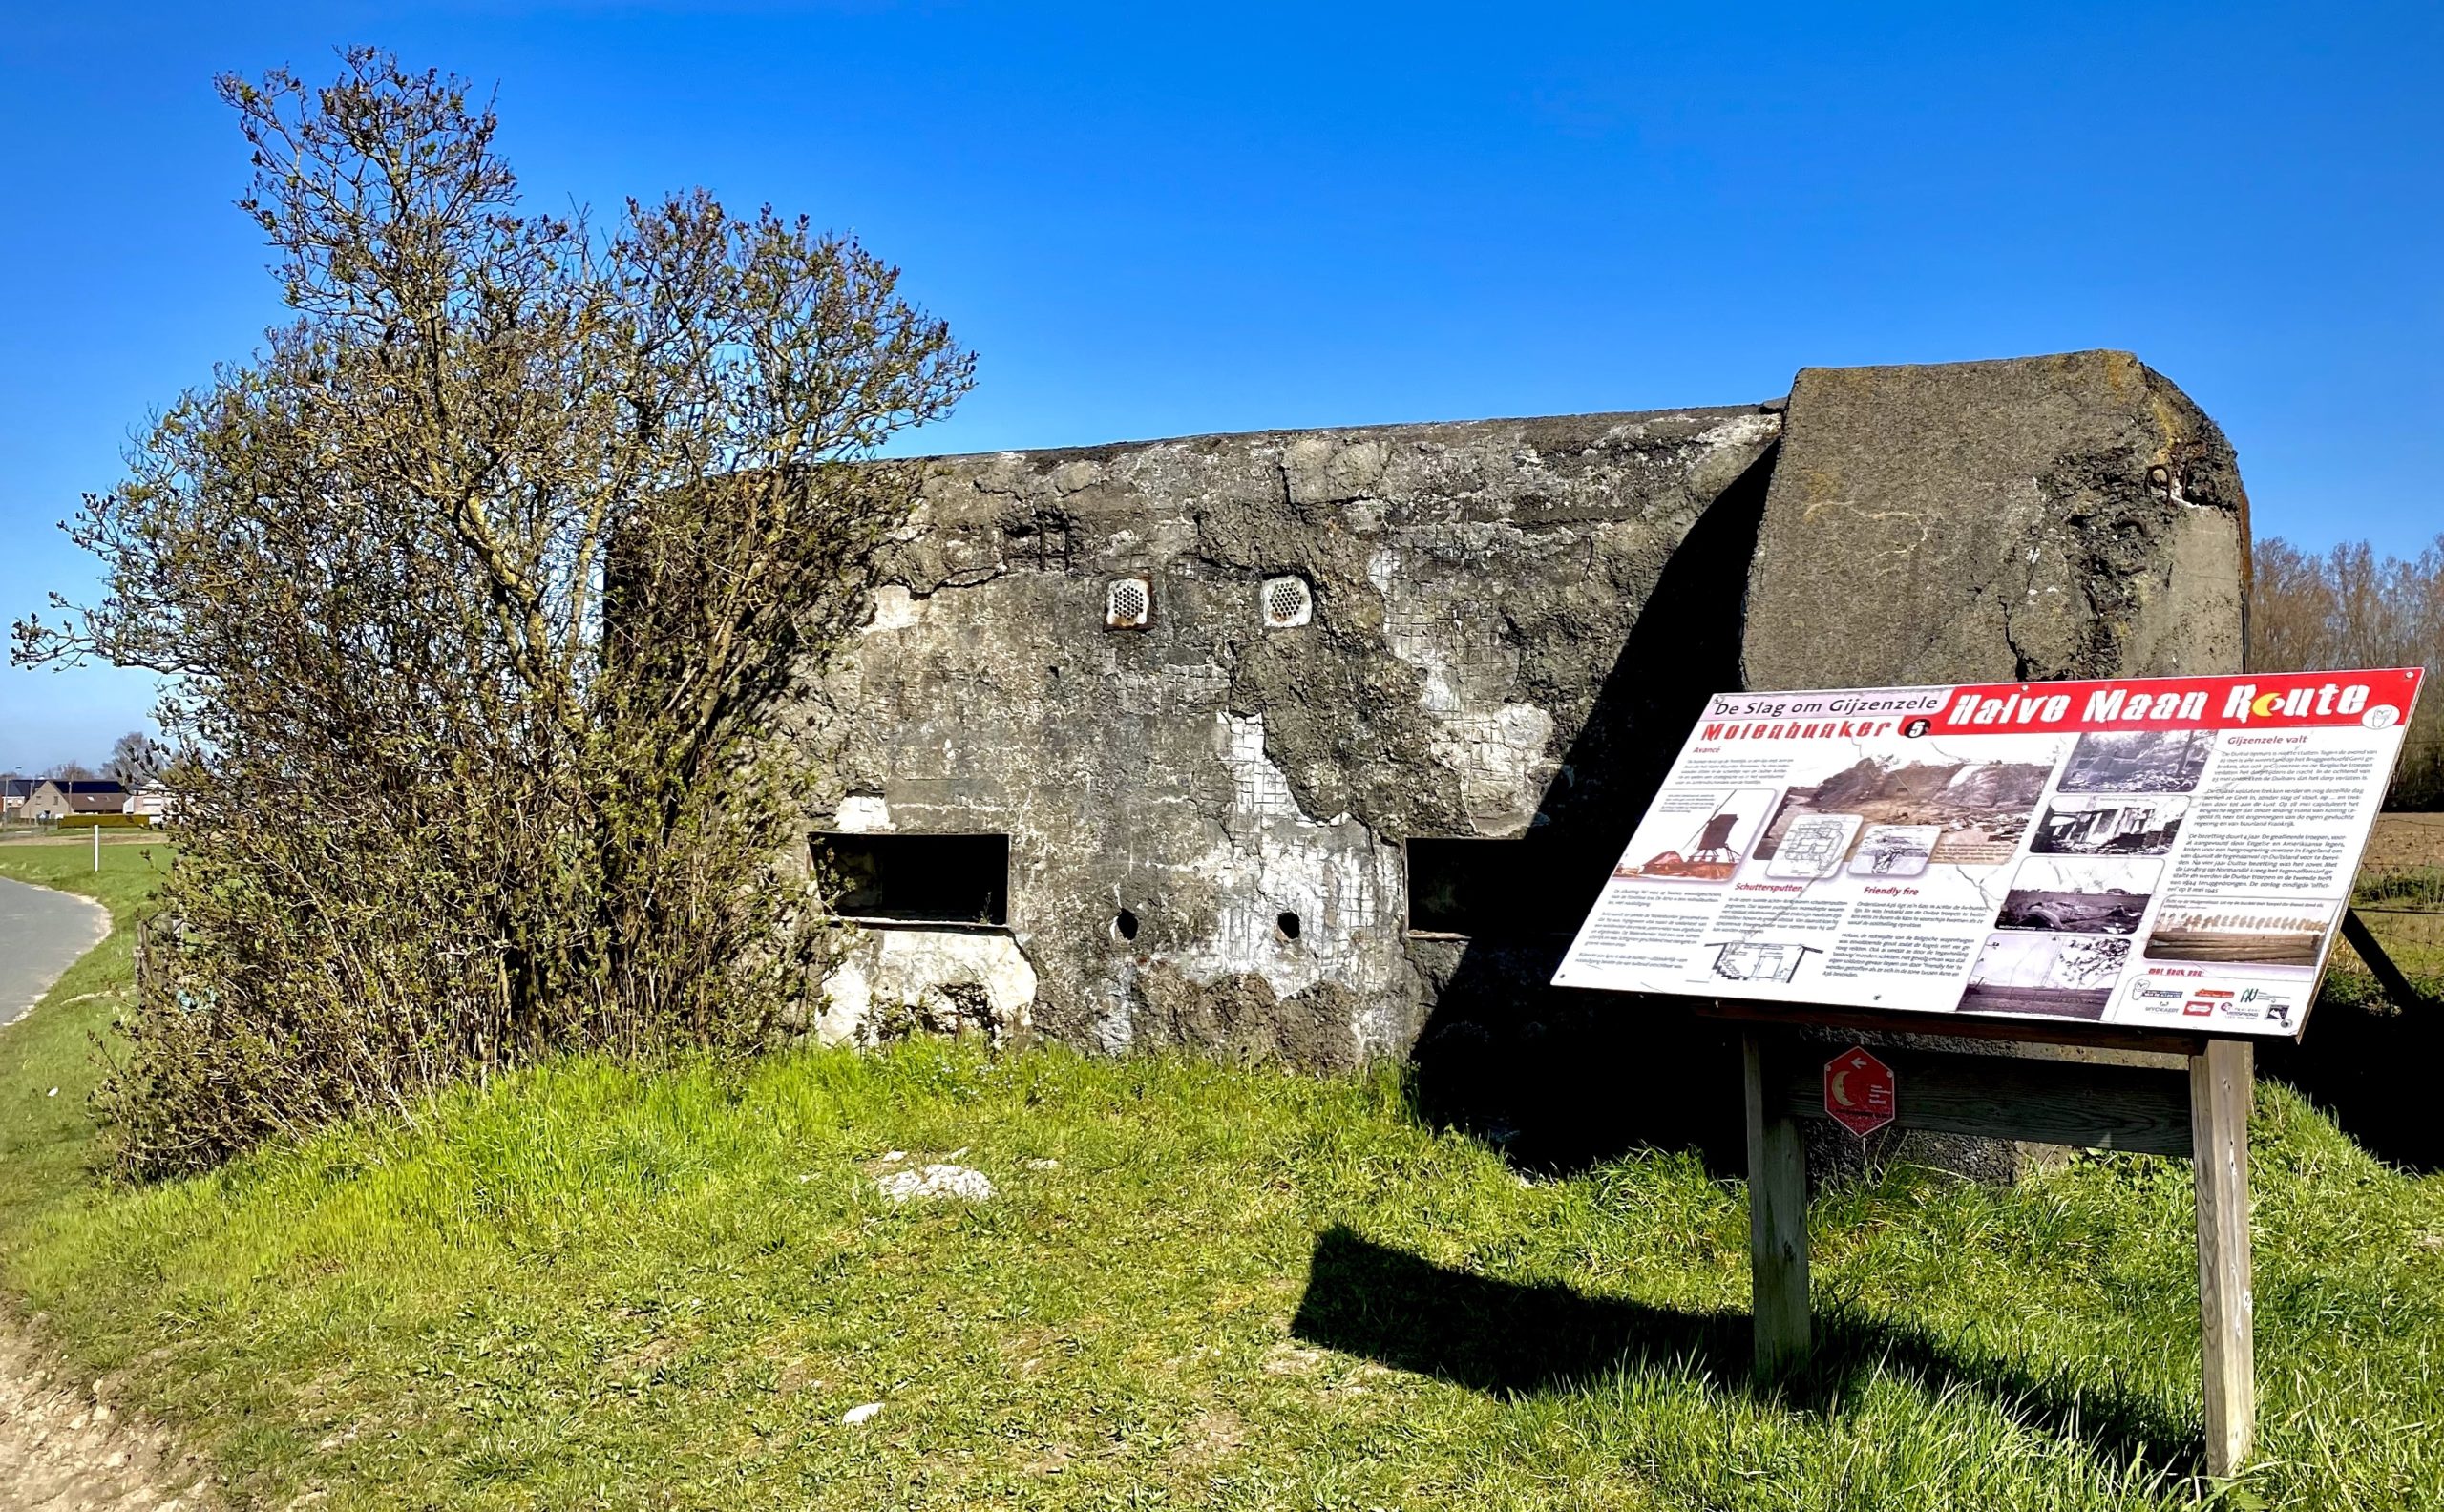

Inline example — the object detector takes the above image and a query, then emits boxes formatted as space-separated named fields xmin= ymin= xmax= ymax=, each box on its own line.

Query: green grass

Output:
xmin=2355 ymin=867 xmax=2444 ymax=911
xmin=1 ymin=851 xmax=2442 ymax=1509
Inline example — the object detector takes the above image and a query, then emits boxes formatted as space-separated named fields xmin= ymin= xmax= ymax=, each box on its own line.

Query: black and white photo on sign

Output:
xmin=2143 ymin=897 xmax=2340 ymax=968
xmin=1752 ymin=737 xmax=2058 ymax=868
xmin=1993 ymin=855 xmax=2160 ymax=934
xmin=2056 ymin=728 xmax=2216 ymax=793
xmin=1848 ymin=824 xmax=1943 ymax=876
xmin=2029 ymin=794 xmax=2189 ymax=856
xmin=1611 ymin=786 xmax=1779 ymax=882
xmin=1956 ymin=931 xmax=2131 ymax=1019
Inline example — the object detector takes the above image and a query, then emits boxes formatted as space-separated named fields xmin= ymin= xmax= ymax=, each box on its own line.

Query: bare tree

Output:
xmin=103 ymin=731 xmax=160 ymax=788
xmin=2248 ymin=532 xmax=2444 ymax=808
xmin=13 ymin=50 xmax=972 ymax=1172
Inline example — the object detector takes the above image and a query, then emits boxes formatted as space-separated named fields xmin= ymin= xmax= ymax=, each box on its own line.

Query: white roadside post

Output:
xmin=93 ymin=821 xmax=100 ymax=872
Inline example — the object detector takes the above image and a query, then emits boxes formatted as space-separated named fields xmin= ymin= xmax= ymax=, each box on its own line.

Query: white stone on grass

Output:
xmin=841 ymin=1402 xmax=884 ymax=1425
xmin=874 ymin=1164 xmax=994 ymax=1204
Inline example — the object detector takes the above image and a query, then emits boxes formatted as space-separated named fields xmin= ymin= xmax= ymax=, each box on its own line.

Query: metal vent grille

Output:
xmin=1106 ymin=577 xmax=1151 ymax=629
xmin=1260 ymin=574 xmax=1313 ymax=628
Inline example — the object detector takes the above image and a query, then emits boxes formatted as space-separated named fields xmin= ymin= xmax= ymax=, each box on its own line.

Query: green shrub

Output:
xmin=15 ymin=52 xmax=968 ymax=1176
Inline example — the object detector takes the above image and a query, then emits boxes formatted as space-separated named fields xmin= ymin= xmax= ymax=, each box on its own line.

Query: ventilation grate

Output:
xmin=1106 ymin=577 xmax=1151 ymax=629
xmin=1260 ymin=574 xmax=1313 ymax=629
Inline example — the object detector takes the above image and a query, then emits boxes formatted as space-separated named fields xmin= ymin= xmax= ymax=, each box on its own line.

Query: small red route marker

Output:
xmin=1824 ymin=1046 xmax=1896 ymax=1138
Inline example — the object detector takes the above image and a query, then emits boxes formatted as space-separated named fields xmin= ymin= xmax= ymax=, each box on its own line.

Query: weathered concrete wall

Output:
xmin=1743 ymin=350 xmax=2246 ymax=689
xmin=795 ymin=406 xmax=1784 ymax=1064
xmin=789 ymin=350 xmax=2249 ymax=1135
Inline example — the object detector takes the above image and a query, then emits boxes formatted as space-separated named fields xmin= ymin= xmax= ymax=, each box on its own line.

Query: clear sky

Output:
xmin=4 ymin=2 xmax=2438 ymax=771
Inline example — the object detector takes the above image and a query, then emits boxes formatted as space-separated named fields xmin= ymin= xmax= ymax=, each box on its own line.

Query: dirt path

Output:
xmin=0 ymin=1330 xmax=213 ymax=1510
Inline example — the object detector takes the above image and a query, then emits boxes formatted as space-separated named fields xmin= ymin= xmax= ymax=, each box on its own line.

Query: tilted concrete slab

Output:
xmin=1743 ymin=350 xmax=2244 ymax=691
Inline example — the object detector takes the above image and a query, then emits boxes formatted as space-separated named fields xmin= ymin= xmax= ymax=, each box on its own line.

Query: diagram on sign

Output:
xmin=1704 ymin=940 xmax=1822 ymax=982
xmin=1765 ymin=813 xmax=1862 ymax=878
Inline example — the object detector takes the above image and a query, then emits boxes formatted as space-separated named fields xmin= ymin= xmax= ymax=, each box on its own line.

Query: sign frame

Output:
xmin=1554 ymin=667 xmax=2426 ymax=1045
xmin=1735 ymin=1023 xmax=2257 ymax=1477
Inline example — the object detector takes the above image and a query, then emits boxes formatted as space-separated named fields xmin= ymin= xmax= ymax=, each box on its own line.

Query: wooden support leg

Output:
xmin=1743 ymin=1030 xmax=1810 ymax=1379
xmin=2342 ymin=907 xmax=2435 ymax=1012
xmin=2190 ymin=1039 xmax=2254 ymax=1479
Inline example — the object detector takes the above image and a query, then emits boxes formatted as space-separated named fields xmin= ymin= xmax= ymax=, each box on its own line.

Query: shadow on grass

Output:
xmin=2261 ymin=990 xmax=2444 ymax=1174
xmin=1290 ymin=1225 xmax=2202 ymax=1476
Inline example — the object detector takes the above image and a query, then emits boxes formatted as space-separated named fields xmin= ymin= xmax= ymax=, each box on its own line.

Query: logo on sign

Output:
xmin=2129 ymin=982 xmax=2186 ymax=1014
xmin=1824 ymin=1047 xmax=1896 ymax=1138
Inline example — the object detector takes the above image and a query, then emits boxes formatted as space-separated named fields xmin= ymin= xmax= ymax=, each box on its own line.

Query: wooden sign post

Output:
xmin=1726 ymin=1010 xmax=2255 ymax=1477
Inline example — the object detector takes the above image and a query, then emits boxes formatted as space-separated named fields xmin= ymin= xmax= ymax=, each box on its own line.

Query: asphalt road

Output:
xmin=0 ymin=876 xmax=110 ymax=1027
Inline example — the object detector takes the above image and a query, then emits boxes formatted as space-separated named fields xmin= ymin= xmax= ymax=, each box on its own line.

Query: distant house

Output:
xmin=1 ymin=777 xmax=34 ymax=822
xmin=124 ymin=781 xmax=173 ymax=825
xmin=21 ymin=778 xmax=131 ymax=823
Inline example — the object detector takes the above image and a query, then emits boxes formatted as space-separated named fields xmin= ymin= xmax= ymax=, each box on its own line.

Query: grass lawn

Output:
xmin=2 ymin=850 xmax=2443 ymax=1509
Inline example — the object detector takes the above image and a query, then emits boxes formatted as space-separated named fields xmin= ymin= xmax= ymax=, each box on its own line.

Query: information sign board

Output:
xmin=1553 ymin=668 xmax=2424 ymax=1039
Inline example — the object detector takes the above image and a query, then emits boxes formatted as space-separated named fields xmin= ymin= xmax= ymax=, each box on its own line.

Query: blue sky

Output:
xmin=4 ymin=2 xmax=2438 ymax=770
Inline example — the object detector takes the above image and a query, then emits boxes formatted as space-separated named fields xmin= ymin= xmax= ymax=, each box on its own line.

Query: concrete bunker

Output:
xmin=791 ymin=350 xmax=2247 ymax=1127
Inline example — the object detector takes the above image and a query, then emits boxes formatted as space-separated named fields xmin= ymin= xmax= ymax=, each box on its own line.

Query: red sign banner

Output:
xmin=1925 ymin=668 xmax=2423 ymax=737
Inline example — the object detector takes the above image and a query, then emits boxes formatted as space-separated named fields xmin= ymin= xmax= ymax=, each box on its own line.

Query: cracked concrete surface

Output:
xmin=786 ymin=353 xmax=2245 ymax=1074
xmin=796 ymin=405 xmax=1786 ymax=1060
xmin=1743 ymin=350 xmax=2245 ymax=691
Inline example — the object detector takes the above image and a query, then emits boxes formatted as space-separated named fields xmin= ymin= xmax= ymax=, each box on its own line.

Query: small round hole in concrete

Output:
xmin=1275 ymin=911 xmax=1301 ymax=942
xmin=1114 ymin=909 xmax=1139 ymax=941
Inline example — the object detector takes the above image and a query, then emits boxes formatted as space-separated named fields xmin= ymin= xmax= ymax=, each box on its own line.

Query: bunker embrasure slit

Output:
xmin=812 ymin=832 xmax=1010 ymax=927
